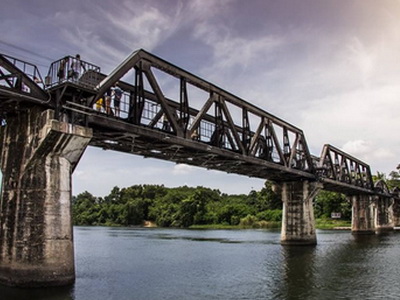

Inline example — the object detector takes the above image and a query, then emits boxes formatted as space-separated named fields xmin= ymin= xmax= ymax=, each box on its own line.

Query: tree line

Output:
xmin=73 ymin=182 xmax=281 ymax=227
xmin=72 ymin=168 xmax=400 ymax=228
xmin=72 ymin=180 xmax=360 ymax=228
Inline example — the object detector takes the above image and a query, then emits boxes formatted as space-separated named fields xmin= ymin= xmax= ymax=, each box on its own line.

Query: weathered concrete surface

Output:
xmin=0 ymin=108 xmax=92 ymax=287
xmin=279 ymin=180 xmax=321 ymax=245
xmin=373 ymin=196 xmax=394 ymax=233
xmin=350 ymin=195 xmax=374 ymax=235
xmin=392 ymin=198 xmax=400 ymax=227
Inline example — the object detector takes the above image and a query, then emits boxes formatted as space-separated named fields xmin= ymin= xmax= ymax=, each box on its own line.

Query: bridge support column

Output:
xmin=0 ymin=108 xmax=92 ymax=287
xmin=279 ymin=180 xmax=321 ymax=246
xmin=350 ymin=195 xmax=375 ymax=234
xmin=374 ymin=196 xmax=394 ymax=232
xmin=392 ymin=198 xmax=400 ymax=227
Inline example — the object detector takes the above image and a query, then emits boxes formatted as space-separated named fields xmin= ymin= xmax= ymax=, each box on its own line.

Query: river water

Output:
xmin=1 ymin=227 xmax=400 ymax=300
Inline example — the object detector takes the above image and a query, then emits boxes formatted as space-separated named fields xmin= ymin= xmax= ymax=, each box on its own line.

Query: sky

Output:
xmin=1 ymin=0 xmax=400 ymax=196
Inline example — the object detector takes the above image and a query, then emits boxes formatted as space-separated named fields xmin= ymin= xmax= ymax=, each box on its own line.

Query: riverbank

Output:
xmin=76 ymin=219 xmax=352 ymax=230
xmin=315 ymin=218 xmax=351 ymax=229
xmin=188 ymin=219 xmax=351 ymax=230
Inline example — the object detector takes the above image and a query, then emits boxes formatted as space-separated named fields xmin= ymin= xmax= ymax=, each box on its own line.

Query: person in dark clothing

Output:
xmin=112 ymin=84 xmax=123 ymax=117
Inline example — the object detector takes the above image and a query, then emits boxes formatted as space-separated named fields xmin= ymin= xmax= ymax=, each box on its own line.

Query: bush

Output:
xmin=256 ymin=209 xmax=282 ymax=222
xmin=239 ymin=215 xmax=258 ymax=228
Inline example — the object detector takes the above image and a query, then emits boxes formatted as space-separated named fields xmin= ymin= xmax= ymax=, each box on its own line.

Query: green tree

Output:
xmin=388 ymin=168 xmax=400 ymax=190
xmin=256 ymin=181 xmax=281 ymax=211
xmin=72 ymin=183 xmax=284 ymax=228
xmin=314 ymin=191 xmax=350 ymax=220
xmin=148 ymin=187 xmax=193 ymax=227
xmin=72 ymin=191 xmax=101 ymax=225
xmin=104 ymin=186 xmax=121 ymax=204
xmin=176 ymin=188 xmax=220 ymax=227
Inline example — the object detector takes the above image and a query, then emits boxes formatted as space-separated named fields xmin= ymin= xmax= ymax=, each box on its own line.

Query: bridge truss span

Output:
xmin=318 ymin=144 xmax=375 ymax=195
xmin=0 ymin=49 xmax=391 ymax=193
xmin=87 ymin=49 xmax=315 ymax=181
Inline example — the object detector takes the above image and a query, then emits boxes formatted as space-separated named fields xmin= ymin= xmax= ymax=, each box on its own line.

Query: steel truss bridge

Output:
xmin=0 ymin=50 xmax=395 ymax=198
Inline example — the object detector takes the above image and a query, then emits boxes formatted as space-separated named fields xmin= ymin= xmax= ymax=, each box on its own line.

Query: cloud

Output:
xmin=342 ymin=140 xmax=370 ymax=157
xmin=187 ymin=0 xmax=234 ymax=20
xmin=346 ymin=37 xmax=375 ymax=87
xmin=172 ymin=164 xmax=195 ymax=175
xmin=44 ymin=1 xmax=184 ymax=72
xmin=190 ymin=5 xmax=284 ymax=74
xmin=195 ymin=27 xmax=283 ymax=71
xmin=342 ymin=139 xmax=396 ymax=172
xmin=103 ymin=1 xmax=181 ymax=52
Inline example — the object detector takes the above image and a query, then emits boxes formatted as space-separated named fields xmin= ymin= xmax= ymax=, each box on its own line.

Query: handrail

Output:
xmin=0 ymin=53 xmax=45 ymax=89
xmin=46 ymin=56 xmax=101 ymax=89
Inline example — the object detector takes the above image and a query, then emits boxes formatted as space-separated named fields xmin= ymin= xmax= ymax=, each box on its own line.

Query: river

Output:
xmin=1 ymin=227 xmax=400 ymax=300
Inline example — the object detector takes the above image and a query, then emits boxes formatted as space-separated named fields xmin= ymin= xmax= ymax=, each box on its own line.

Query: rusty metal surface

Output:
xmin=0 ymin=49 xmax=395 ymax=196
xmin=317 ymin=144 xmax=377 ymax=195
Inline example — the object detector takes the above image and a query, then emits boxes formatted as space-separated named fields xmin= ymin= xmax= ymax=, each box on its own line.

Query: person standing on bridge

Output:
xmin=57 ymin=56 xmax=68 ymax=83
xmin=162 ymin=113 xmax=171 ymax=131
xmin=112 ymin=83 xmax=123 ymax=117
xmin=104 ymin=88 xmax=113 ymax=115
xmin=95 ymin=97 xmax=104 ymax=112
xmin=70 ymin=54 xmax=85 ymax=81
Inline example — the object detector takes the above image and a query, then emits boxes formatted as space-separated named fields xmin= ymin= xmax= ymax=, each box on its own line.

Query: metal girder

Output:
xmin=318 ymin=144 xmax=374 ymax=194
xmin=87 ymin=113 xmax=315 ymax=182
xmin=180 ymin=77 xmax=190 ymax=133
xmin=187 ymin=93 xmax=215 ymax=138
xmin=4 ymin=49 xmax=388 ymax=195
xmin=0 ymin=54 xmax=48 ymax=101
xmin=0 ymin=49 xmax=392 ymax=198
xmin=141 ymin=61 xmax=183 ymax=137
xmin=94 ymin=49 xmax=142 ymax=101
xmin=86 ymin=49 xmax=315 ymax=175
xmin=131 ymin=64 xmax=145 ymax=124
xmin=218 ymin=95 xmax=245 ymax=154
xmin=373 ymin=180 xmax=395 ymax=198
xmin=242 ymin=108 xmax=250 ymax=154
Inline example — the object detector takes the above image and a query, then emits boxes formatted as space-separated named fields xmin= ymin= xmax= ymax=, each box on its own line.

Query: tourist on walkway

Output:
xmin=112 ymin=84 xmax=123 ymax=117
xmin=69 ymin=54 xmax=85 ymax=81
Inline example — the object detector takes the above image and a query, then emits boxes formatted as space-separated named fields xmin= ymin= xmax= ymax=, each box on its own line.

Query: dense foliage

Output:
xmin=72 ymin=182 xmax=282 ymax=227
xmin=314 ymin=191 xmax=351 ymax=220
xmin=72 ymin=180 xmax=355 ymax=228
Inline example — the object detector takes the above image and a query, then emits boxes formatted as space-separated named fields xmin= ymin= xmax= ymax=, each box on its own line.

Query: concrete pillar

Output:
xmin=374 ymin=196 xmax=394 ymax=232
xmin=392 ymin=198 xmax=400 ymax=227
xmin=279 ymin=180 xmax=321 ymax=246
xmin=350 ymin=194 xmax=374 ymax=234
xmin=0 ymin=108 xmax=92 ymax=287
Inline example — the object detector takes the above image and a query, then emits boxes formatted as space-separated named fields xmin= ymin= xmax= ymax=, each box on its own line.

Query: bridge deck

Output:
xmin=87 ymin=113 xmax=315 ymax=182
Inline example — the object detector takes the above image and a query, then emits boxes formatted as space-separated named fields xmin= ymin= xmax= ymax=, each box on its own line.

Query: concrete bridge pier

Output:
xmin=350 ymin=195 xmax=375 ymax=234
xmin=392 ymin=198 xmax=400 ymax=227
xmin=0 ymin=108 xmax=92 ymax=287
xmin=373 ymin=196 xmax=394 ymax=233
xmin=278 ymin=180 xmax=322 ymax=246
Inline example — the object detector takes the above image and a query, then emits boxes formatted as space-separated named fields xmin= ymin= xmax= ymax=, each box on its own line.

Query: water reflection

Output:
xmin=0 ymin=284 xmax=73 ymax=300
xmin=0 ymin=228 xmax=399 ymax=300
xmin=278 ymin=246 xmax=317 ymax=299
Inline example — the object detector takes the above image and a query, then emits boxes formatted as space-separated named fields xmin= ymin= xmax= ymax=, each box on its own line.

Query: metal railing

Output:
xmin=0 ymin=53 xmax=45 ymax=90
xmin=46 ymin=56 xmax=101 ymax=89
